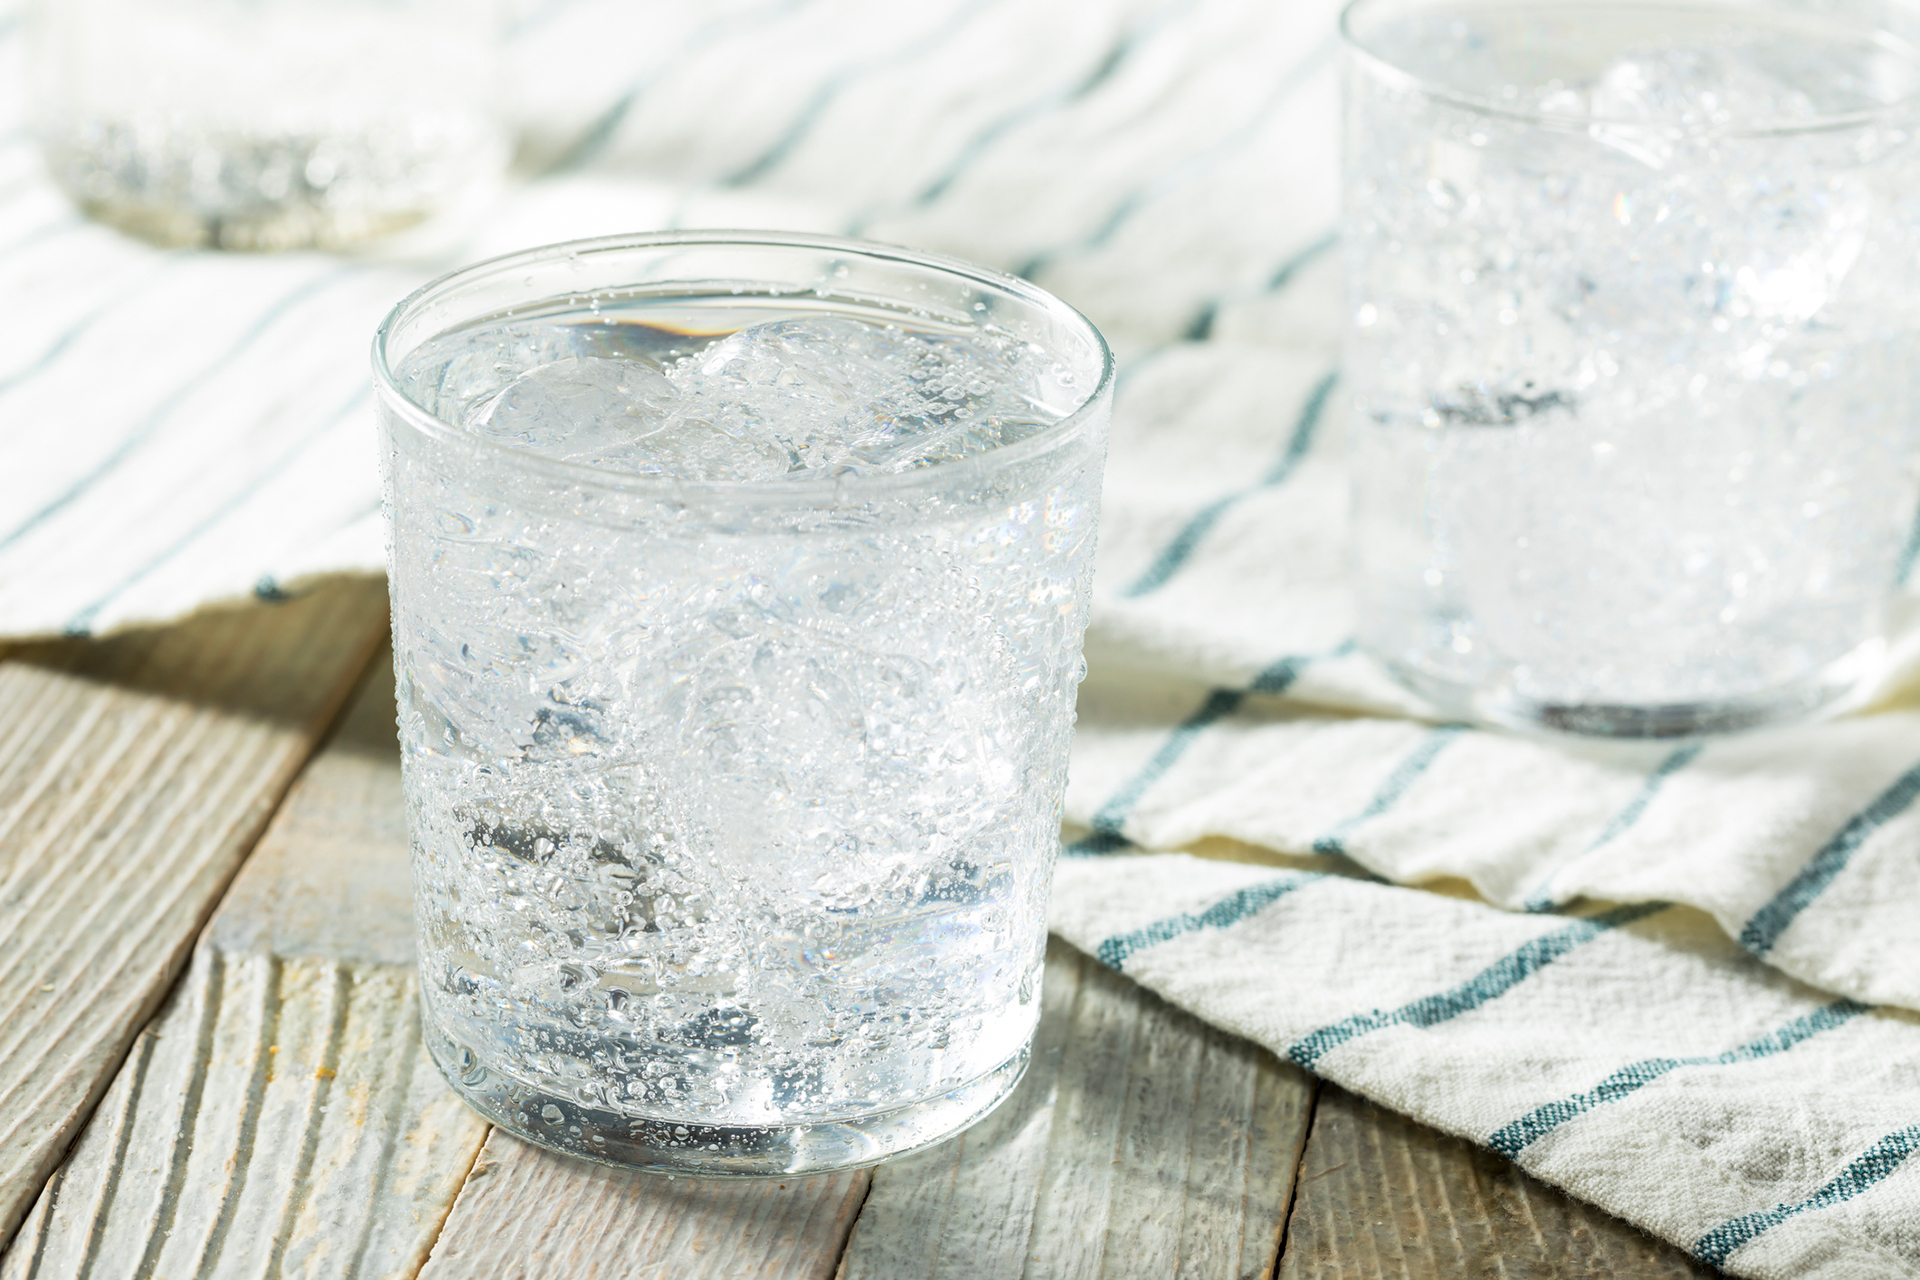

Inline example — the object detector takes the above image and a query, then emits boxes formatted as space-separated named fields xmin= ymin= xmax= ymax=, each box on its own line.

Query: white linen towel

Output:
xmin=2 ymin=1 xmax=1916 ymax=1274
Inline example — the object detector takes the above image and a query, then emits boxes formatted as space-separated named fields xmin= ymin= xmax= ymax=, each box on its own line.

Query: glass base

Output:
xmin=422 ymin=1014 xmax=1030 ymax=1177
xmin=65 ymin=190 xmax=433 ymax=252
xmin=37 ymin=127 xmax=498 ymax=251
xmin=1380 ymin=642 xmax=1881 ymax=738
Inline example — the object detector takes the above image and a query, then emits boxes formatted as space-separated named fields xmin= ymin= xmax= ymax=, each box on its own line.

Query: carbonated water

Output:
xmin=384 ymin=296 xmax=1103 ymax=1168
xmin=1346 ymin=2 xmax=1920 ymax=732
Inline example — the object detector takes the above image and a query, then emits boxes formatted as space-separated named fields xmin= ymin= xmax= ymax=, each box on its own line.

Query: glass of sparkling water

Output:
xmin=27 ymin=0 xmax=504 ymax=251
xmin=1343 ymin=0 xmax=1920 ymax=736
xmin=372 ymin=232 xmax=1110 ymax=1175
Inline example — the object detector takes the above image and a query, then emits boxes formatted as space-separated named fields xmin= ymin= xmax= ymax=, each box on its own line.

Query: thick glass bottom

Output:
xmin=1380 ymin=640 xmax=1881 ymax=738
xmin=421 ymin=1012 xmax=1030 ymax=1176
xmin=66 ymin=190 xmax=432 ymax=252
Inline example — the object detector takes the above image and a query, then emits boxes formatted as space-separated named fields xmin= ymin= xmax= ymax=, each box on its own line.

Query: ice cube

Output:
xmin=416 ymin=313 xmax=1069 ymax=482
xmin=469 ymin=355 xmax=680 ymax=461
xmin=666 ymin=316 xmax=1060 ymax=478
xmin=397 ymin=318 xmax=594 ymax=424
xmin=1588 ymin=41 xmax=1820 ymax=128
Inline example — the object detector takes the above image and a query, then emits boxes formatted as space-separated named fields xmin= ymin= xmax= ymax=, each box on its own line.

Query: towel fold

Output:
xmin=4 ymin=1 xmax=1917 ymax=1273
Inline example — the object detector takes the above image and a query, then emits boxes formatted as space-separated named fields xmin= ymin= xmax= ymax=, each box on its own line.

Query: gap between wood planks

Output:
xmin=2 ymin=581 xmax=1725 ymax=1280
xmin=1268 ymin=1077 xmax=1323 ymax=1276
xmin=0 ymin=577 xmax=392 ymax=1258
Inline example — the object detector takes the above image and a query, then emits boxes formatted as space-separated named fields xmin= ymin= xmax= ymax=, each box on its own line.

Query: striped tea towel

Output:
xmin=1049 ymin=856 xmax=1920 ymax=1278
xmin=0 ymin=0 xmax=1337 ymax=637
xmin=1058 ymin=130 xmax=1920 ymax=1280
xmin=1065 ymin=286 xmax=1920 ymax=1274
xmin=4 ymin=0 xmax=1919 ymax=1274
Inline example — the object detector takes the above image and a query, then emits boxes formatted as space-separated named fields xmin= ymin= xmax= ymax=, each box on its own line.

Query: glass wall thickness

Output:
xmin=1343 ymin=0 xmax=1920 ymax=736
xmin=373 ymin=233 xmax=1110 ymax=1175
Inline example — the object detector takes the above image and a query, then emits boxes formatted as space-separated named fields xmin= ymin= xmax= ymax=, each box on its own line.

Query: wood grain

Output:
xmin=1 ymin=642 xmax=490 ymax=1280
xmin=1277 ymin=1084 xmax=1721 ymax=1280
xmin=418 ymin=1133 xmax=869 ymax=1280
xmin=841 ymin=942 xmax=1315 ymax=1280
xmin=0 ymin=580 xmax=391 ymax=1252
xmin=0 ymin=581 xmax=1747 ymax=1278
xmin=2 ymin=950 xmax=482 ymax=1280
xmin=834 ymin=939 xmax=1086 ymax=1280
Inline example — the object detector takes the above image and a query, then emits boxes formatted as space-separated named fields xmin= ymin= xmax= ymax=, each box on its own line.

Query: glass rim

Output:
xmin=370 ymin=228 xmax=1114 ymax=505
xmin=1339 ymin=0 xmax=1920 ymax=137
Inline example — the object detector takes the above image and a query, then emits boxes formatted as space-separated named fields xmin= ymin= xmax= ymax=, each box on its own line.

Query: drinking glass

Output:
xmin=1343 ymin=0 xmax=1920 ymax=735
xmin=371 ymin=232 xmax=1111 ymax=1174
xmin=27 ymin=0 xmax=504 ymax=250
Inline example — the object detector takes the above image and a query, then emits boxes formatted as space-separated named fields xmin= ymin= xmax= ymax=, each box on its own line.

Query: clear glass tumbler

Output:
xmin=1343 ymin=0 xmax=1920 ymax=736
xmin=27 ymin=0 xmax=504 ymax=251
xmin=372 ymin=232 xmax=1111 ymax=1174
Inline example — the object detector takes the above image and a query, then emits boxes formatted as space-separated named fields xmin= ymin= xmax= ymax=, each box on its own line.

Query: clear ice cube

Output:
xmin=1588 ymin=43 xmax=1820 ymax=127
xmin=470 ymin=355 xmax=681 ymax=462
xmin=662 ymin=316 xmax=1061 ymax=479
xmin=401 ymin=313 xmax=1070 ymax=482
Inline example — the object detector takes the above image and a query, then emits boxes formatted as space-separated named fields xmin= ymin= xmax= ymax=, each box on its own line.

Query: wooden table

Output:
xmin=0 ymin=581 xmax=1722 ymax=1279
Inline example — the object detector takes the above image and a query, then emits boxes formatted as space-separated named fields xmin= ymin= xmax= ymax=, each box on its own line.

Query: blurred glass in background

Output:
xmin=25 ymin=0 xmax=506 ymax=251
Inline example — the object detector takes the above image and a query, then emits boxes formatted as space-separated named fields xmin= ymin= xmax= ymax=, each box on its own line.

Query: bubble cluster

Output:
xmin=1348 ymin=4 xmax=1920 ymax=713
xmin=387 ymin=299 xmax=1104 ymax=1127
xmin=400 ymin=312 xmax=1077 ymax=481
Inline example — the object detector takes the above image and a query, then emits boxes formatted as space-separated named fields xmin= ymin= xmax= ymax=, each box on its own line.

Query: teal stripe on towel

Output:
xmin=547 ymin=0 xmax=819 ymax=173
xmin=1287 ymin=903 xmax=1668 ymax=1069
xmin=902 ymin=0 xmax=1196 ymax=212
xmin=1897 ymin=497 xmax=1920 ymax=586
xmin=1523 ymin=743 xmax=1702 ymax=913
xmin=0 ymin=266 xmax=365 ymax=555
xmin=1120 ymin=369 xmax=1337 ymax=599
xmin=1692 ymin=1125 xmax=1920 ymax=1267
xmin=724 ymin=0 xmax=1000 ymax=188
xmin=1739 ymin=759 xmax=1920 ymax=957
xmin=1488 ymin=999 xmax=1866 ymax=1158
xmin=62 ymin=386 xmax=373 ymax=635
xmin=1311 ymin=724 xmax=1466 ymax=856
xmin=1083 ymin=687 xmax=1249 ymax=839
xmin=1184 ymin=230 xmax=1337 ymax=341
xmin=1066 ymin=646 xmax=1336 ymax=855
xmin=1017 ymin=36 xmax=1336 ymax=279
xmin=1094 ymin=874 xmax=1317 ymax=970
xmin=0 ymin=256 xmax=185 ymax=401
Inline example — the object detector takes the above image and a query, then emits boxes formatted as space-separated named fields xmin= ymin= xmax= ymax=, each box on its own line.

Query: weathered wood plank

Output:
xmin=418 ymin=1133 xmax=869 ymax=1280
xmin=840 ymin=942 xmax=1315 ymax=1280
xmin=1 ymin=644 xmax=491 ymax=1280
xmin=0 ymin=580 xmax=391 ymax=1252
xmin=2 ymin=578 xmax=1727 ymax=1278
xmin=1277 ymin=1084 xmax=1721 ymax=1279
xmin=835 ymin=939 xmax=1086 ymax=1280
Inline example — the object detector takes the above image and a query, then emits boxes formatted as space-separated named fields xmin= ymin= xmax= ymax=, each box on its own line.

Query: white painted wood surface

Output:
xmin=835 ymin=940 xmax=1089 ymax=1280
xmin=418 ymin=1133 xmax=868 ymax=1280
xmin=840 ymin=942 xmax=1314 ymax=1280
xmin=0 ymin=593 xmax=1734 ymax=1279
xmin=1 ymin=641 xmax=488 ymax=1280
xmin=0 ymin=580 xmax=390 ymax=1251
